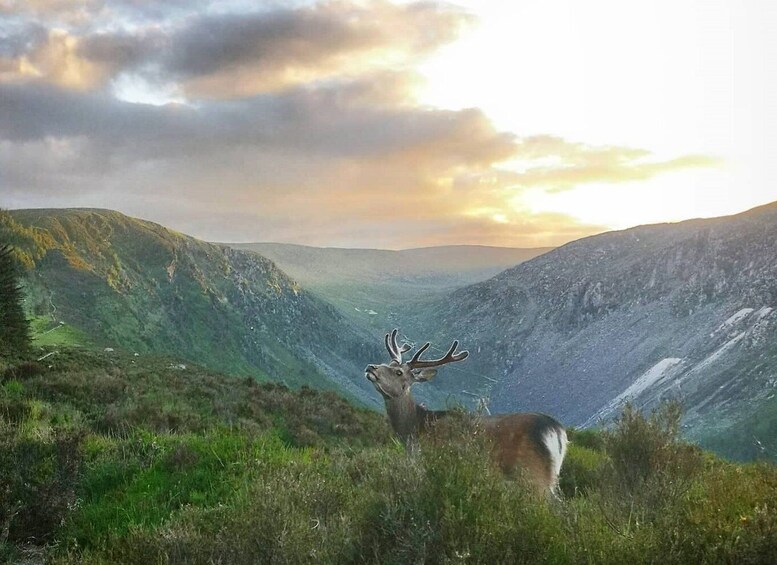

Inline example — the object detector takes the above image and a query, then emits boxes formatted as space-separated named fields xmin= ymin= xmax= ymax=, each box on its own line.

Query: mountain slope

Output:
xmin=419 ymin=202 xmax=777 ymax=450
xmin=225 ymin=242 xmax=551 ymax=330
xmin=1 ymin=209 xmax=382 ymax=404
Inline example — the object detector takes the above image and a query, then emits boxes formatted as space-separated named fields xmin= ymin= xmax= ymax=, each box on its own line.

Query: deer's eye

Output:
xmin=394 ymin=369 xmax=403 ymax=376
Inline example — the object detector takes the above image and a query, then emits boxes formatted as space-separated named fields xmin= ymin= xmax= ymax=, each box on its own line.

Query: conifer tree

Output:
xmin=0 ymin=243 xmax=31 ymax=357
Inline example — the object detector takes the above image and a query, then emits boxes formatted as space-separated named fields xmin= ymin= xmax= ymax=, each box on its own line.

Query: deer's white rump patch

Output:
xmin=544 ymin=426 xmax=568 ymax=488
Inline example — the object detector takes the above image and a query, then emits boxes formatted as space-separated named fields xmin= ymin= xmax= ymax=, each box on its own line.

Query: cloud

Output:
xmin=0 ymin=0 xmax=211 ymax=26
xmin=0 ymin=75 xmax=514 ymax=195
xmin=510 ymin=135 xmax=721 ymax=192
xmin=0 ymin=1 xmax=721 ymax=248
xmin=1 ymin=1 xmax=473 ymax=97
xmin=5 ymin=30 xmax=119 ymax=89
xmin=165 ymin=1 xmax=473 ymax=97
xmin=0 ymin=0 xmax=105 ymax=25
xmin=0 ymin=75 xmax=516 ymax=161
xmin=0 ymin=72 xmax=720 ymax=247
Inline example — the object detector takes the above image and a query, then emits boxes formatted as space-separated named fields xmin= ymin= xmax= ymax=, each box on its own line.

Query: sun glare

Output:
xmin=415 ymin=0 xmax=777 ymax=239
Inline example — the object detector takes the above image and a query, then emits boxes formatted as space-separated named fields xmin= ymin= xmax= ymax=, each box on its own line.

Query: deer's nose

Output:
xmin=365 ymin=364 xmax=377 ymax=371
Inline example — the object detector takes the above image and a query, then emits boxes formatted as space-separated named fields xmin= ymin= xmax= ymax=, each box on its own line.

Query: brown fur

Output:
xmin=365 ymin=333 xmax=566 ymax=495
xmin=384 ymin=396 xmax=558 ymax=493
xmin=480 ymin=414 xmax=554 ymax=492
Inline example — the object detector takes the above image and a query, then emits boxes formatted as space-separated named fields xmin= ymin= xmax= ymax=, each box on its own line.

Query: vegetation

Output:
xmin=1 ymin=347 xmax=776 ymax=564
xmin=0 ymin=348 xmax=388 ymax=563
xmin=0 ymin=241 xmax=31 ymax=358
xmin=697 ymin=394 xmax=777 ymax=463
xmin=0 ymin=208 xmax=383 ymax=404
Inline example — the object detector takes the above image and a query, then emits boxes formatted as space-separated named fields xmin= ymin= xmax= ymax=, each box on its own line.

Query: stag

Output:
xmin=365 ymin=329 xmax=567 ymax=494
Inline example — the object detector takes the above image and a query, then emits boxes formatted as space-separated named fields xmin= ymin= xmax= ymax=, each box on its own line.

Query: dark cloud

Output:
xmin=1 ymin=1 xmax=472 ymax=96
xmin=0 ymin=76 xmax=516 ymax=162
xmin=0 ymin=73 xmax=515 ymax=191
xmin=162 ymin=1 xmax=472 ymax=96
xmin=78 ymin=31 xmax=160 ymax=70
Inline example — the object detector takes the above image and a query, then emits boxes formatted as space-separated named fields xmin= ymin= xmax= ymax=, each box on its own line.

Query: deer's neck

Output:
xmin=384 ymin=393 xmax=447 ymax=446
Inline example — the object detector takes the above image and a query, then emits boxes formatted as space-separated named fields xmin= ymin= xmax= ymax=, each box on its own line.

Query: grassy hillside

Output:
xmin=1 ymin=209 xmax=383 ymax=403
xmin=2 ymin=349 xmax=777 ymax=563
xmin=226 ymin=242 xmax=551 ymax=331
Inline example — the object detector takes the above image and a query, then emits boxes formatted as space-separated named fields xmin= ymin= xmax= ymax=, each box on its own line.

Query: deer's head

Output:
xmin=365 ymin=329 xmax=469 ymax=399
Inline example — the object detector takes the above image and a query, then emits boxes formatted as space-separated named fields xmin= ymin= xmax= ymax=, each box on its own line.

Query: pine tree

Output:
xmin=0 ymin=243 xmax=31 ymax=357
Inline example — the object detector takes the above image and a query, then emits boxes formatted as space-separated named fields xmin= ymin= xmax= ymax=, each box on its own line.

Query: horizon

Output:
xmin=8 ymin=198 xmax=775 ymax=252
xmin=2 ymin=1 xmax=776 ymax=248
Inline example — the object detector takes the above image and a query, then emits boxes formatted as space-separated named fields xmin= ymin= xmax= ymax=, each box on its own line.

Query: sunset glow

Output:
xmin=1 ymin=0 xmax=775 ymax=248
xmin=417 ymin=0 xmax=777 ymax=233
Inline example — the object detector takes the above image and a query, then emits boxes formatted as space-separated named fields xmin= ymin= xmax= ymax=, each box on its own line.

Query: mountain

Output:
xmin=224 ymin=242 xmax=551 ymax=330
xmin=6 ymin=204 xmax=776 ymax=460
xmin=1 ymin=208 xmax=383 ymax=404
xmin=418 ymin=202 xmax=777 ymax=456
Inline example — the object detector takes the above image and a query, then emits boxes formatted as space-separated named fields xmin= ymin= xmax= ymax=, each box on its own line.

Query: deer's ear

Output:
xmin=413 ymin=368 xmax=437 ymax=382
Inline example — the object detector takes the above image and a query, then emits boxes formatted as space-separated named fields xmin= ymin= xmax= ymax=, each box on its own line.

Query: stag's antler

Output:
xmin=385 ymin=328 xmax=412 ymax=363
xmin=408 ymin=339 xmax=469 ymax=369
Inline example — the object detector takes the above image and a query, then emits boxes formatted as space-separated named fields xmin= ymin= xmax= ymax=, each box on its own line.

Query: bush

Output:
xmin=567 ymin=426 xmax=605 ymax=452
xmin=604 ymin=401 xmax=703 ymax=501
xmin=1 ymin=361 xmax=45 ymax=383
xmin=559 ymin=443 xmax=607 ymax=497
xmin=84 ymin=433 xmax=569 ymax=565
xmin=0 ymin=430 xmax=84 ymax=545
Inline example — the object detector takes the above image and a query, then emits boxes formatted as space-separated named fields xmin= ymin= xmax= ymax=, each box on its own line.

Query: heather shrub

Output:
xmin=558 ymin=442 xmax=607 ymax=497
xmin=604 ymin=401 xmax=703 ymax=503
xmin=0 ymin=430 xmax=83 ymax=544
xmin=1 ymin=361 xmax=45 ymax=383
xmin=567 ymin=426 xmax=606 ymax=452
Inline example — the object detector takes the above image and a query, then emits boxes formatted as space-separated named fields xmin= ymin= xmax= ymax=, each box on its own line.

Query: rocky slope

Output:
xmin=419 ymin=201 xmax=777 ymax=451
xmin=1 ymin=209 xmax=382 ymax=404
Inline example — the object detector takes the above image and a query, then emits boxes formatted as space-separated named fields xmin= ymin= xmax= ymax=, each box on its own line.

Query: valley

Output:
xmin=4 ymin=203 xmax=777 ymax=462
xmin=3 ymin=203 xmax=777 ymax=562
xmin=225 ymin=242 xmax=550 ymax=331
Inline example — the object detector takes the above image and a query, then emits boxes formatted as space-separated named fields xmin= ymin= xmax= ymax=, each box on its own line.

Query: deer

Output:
xmin=365 ymin=329 xmax=568 ymax=495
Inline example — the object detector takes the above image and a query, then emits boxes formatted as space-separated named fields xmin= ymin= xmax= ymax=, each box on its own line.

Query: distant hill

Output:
xmin=224 ymin=242 xmax=551 ymax=330
xmin=7 ymin=205 xmax=777 ymax=461
xmin=1 ymin=208 xmax=382 ymax=404
xmin=416 ymin=201 xmax=777 ymax=460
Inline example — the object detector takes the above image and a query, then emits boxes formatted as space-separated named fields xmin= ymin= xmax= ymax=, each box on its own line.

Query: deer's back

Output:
xmin=479 ymin=413 xmax=567 ymax=491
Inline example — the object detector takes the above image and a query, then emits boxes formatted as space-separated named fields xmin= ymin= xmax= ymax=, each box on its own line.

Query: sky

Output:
xmin=1 ymin=0 xmax=775 ymax=249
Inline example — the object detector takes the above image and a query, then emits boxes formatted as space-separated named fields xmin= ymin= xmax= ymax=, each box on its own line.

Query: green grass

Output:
xmin=56 ymin=426 xmax=777 ymax=565
xmin=2 ymin=350 xmax=777 ymax=564
xmin=30 ymin=316 xmax=92 ymax=348
xmin=2 ymin=208 xmax=382 ymax=403
xmin=66 ymin=431 xmax=301 ymax=545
